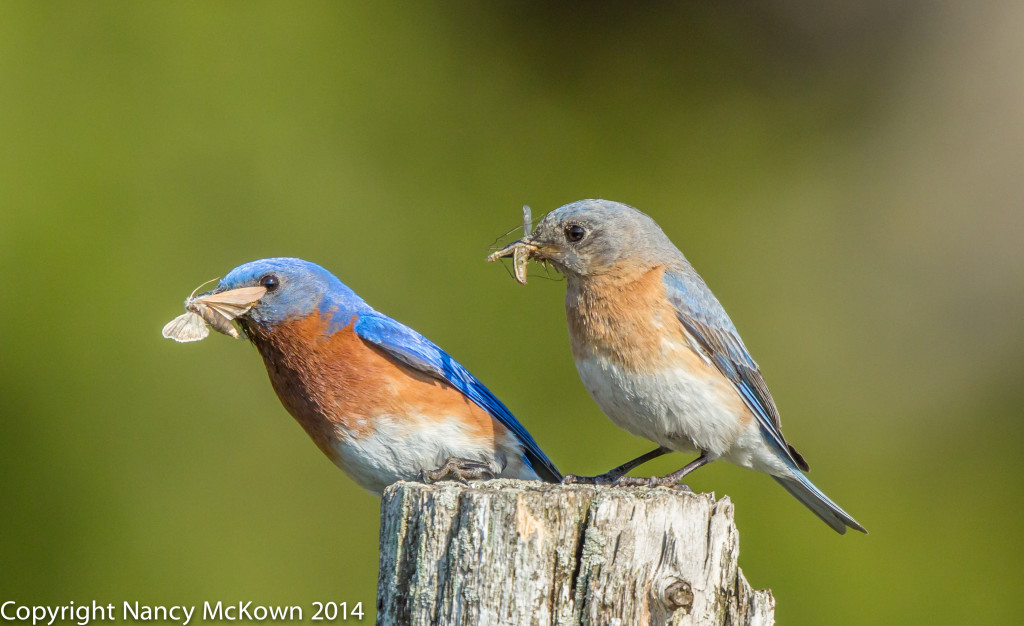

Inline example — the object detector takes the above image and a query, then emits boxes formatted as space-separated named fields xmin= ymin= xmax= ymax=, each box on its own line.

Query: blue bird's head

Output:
xmin=206 ymin=257 xmax=368 ymax=331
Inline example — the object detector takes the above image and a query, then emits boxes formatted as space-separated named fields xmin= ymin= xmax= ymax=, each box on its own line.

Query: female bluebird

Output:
xmin=184 ymin=257 xmax=561 ymax=494
xmin=489 ymin=200 xmax=865 ymax=534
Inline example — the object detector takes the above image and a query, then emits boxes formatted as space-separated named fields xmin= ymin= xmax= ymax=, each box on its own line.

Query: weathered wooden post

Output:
xmin=376 ymin=480 xmax=774 ymax=625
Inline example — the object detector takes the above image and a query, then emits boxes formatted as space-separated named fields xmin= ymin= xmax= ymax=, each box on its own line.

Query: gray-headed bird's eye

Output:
xmin=565 ymin=224 xmax=586 ymax=243
xmin=259 ymin=274 xmax=280 ymax=291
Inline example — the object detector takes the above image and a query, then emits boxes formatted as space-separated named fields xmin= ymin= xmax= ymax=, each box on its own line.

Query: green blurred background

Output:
xmin=2 ymin=2 xmax=1021 ymax=624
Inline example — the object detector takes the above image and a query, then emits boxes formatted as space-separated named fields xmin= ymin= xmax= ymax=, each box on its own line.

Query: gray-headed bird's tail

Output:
xmin=773 ymin=471 xmax=867 ymax=535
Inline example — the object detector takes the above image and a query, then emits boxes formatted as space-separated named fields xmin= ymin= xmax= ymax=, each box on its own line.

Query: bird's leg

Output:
xmin=419 ymin=457 xmax=496 ymax=485
xmin=562 ymin=447 xmax=669 ymax=485
xmin=614 ymin=451 xmax=713 ymax=490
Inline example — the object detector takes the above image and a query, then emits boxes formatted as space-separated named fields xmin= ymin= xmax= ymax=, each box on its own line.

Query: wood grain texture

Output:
xmin=377 ymin=480 xmax=774 ymax=625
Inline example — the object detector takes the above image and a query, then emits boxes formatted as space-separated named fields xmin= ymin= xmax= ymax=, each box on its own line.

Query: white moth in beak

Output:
xmin=162 ymin=283 xmax=267 ymax=343
xmin=161 ymin=310 xmax=210 ymax=342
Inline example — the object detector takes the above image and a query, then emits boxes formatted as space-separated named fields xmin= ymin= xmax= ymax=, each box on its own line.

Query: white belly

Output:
xmin=575 ymin=356 xmax=794 ymax=475
xmin=329 ymin=415 xmax=538 ymax=495
xmin=575 ymin=356 xmax=750 ymax=461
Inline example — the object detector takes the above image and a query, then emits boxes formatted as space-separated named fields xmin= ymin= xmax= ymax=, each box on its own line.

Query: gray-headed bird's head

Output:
xmin=492 ymin=199 xmax=682 ymax=279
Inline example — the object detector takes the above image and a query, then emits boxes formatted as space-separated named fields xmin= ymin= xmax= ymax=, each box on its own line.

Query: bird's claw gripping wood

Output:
xmin=561 ymin=447 xmax=671 ymax=487
xmin=612 ymin=476 xmax=694 ymax=491
xmin=561 ymin=473 xmax=620 ymax=486
xmin=418 ymin=457 xmax=496 ymax=485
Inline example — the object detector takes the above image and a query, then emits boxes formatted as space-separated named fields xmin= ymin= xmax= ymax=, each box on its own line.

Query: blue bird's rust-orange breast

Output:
xmin=247 ymin=311 xmax=500 ymax=460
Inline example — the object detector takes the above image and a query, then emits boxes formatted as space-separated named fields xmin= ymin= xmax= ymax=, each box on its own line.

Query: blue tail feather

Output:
xmin=773 ymin=471 xmax=866 ymax=535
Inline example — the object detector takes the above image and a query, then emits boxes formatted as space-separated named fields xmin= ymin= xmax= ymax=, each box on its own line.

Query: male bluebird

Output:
xmin=181 ymin=257 xmax=561 ymax=494
xmin=489 ymin=200 xmax=865 ymax=534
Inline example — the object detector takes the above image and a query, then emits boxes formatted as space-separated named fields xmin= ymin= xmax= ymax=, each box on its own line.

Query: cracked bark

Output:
xmin=376 ymin=480 xmax=774 ymax=625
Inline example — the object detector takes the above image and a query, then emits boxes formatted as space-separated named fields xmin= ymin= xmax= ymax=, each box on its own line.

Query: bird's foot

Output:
xmin=613 ymin=475 xmax=693 ymax=491
xmin=562 ymin=447 xmax=671 ymax=487
xmin=419 ymin=457 xmax=495 ymax=485
xmin=562 ymin=471 xmax=625 ymax=486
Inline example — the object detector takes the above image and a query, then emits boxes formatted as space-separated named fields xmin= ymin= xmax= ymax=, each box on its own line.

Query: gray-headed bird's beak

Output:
xmin=486 ymin=238 xmax=540 ymax=285
xmin=486 ymin=237 xmax=537 ymax=263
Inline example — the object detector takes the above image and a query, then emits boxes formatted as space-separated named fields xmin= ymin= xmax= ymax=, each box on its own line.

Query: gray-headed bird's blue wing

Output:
xmin=353 ymin=313 xmax=562 ymax=482
xmin=662 ymin=269 xmax=809 ymax=471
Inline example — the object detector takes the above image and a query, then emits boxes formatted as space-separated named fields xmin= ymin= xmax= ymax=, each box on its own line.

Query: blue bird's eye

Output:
xmin=565 ymin=224 xmax=586 ymax=243
xmin=259 ymin=274 xmax=279 ymax=291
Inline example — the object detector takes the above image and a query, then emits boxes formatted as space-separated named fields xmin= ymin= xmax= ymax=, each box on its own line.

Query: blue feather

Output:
xmin=352 ymin=314 xmax=562 ymax=482
xmin=662 ymin=270 xmax=802 ymax=469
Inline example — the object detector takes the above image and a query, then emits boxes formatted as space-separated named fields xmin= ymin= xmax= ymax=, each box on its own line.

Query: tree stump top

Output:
xmin=377 ymin=479 xmax=774 ymax=626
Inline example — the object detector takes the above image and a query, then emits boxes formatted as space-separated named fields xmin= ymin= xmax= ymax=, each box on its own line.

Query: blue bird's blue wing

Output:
xmin=662 ymin=270 xmax=809 ymax=471
xmin=353 ymin=313 xmax=562 ymax=482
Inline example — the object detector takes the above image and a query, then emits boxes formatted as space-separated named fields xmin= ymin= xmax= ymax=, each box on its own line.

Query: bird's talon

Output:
xmin=593 ymin=474 xmax=620 ymax=486
xmin=423 ymin=457 xmax=495 ymax=485
xmin=563 ymin=473 xmax=626 ymax=486
xmin=562 ymin=474 xmax=593 ymax=485
xmin=610 ymin=476 xmax=648 ymax=488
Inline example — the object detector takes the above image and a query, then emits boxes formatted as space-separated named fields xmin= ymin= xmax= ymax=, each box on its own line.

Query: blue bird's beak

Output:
xmin=161 ymin=284 xmax=266 ymax=342
xmin=163 ymin=284 xmax=267 ymax=343
xmin=188 ymin=286 xmax=267 ymax=337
